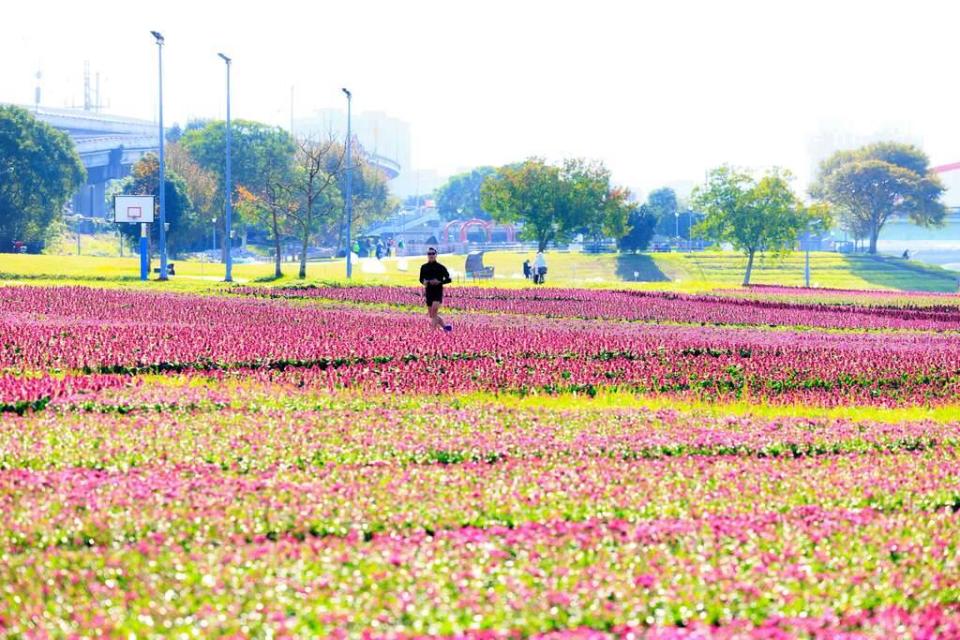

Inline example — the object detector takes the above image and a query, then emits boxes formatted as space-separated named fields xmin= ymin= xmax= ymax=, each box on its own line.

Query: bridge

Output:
xmin=29 ymin=106 xmax=159 ymax=218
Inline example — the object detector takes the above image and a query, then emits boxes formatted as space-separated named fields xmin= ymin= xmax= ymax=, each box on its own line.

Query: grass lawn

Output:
xmin=2 ymin=248 xmax=958 ymax=292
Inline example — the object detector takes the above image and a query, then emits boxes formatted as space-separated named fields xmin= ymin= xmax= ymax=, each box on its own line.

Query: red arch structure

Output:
xmin=459 ymin=219 xmax=491 ymax=242
xmin=440 ymin=220 xmax=461 ymax=243
xmin=440 ymin=219 xmax=519 ymax=243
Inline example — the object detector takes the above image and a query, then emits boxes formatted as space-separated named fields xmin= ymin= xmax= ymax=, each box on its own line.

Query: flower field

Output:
xmin=2 ymin=283 xmax=960 ymax=637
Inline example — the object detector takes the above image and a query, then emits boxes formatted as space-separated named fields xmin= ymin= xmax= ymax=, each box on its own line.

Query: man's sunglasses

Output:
xmin=427 ymin=252 xmax=437 ymax=256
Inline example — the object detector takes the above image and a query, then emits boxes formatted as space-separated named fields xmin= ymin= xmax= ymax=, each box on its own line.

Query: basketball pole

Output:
xmin=140 ymin=223 xmax=149 ymax=281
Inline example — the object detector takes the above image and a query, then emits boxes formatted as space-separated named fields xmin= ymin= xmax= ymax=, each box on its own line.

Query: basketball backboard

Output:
xmin=114 ymin=195 xmax=156 ymax=223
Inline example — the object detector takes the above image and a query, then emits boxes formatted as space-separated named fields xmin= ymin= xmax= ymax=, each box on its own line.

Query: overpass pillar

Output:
xmin=71 ymin=166 xmax=109 ymax=217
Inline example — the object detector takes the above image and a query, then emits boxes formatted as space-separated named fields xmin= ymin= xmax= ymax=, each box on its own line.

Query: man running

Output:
xmin=419 ymin=247 xmax=453 ymax=331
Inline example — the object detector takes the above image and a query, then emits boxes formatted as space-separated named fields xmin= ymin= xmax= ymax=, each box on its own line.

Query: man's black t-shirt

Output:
xmin=419 ymin=261 xmax=452 ymax=302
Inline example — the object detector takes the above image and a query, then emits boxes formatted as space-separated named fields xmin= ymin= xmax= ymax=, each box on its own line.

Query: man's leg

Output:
xmin=432 ymin=301 xmax=450 ymax=330
xmin=429 ymin=301 xmax=444 ymax=329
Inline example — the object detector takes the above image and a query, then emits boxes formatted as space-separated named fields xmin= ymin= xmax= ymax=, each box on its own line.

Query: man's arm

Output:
xmin=419 ymin=264 xmax=428 ymax=285
xmin=440 ymin=265 xmax=452 ymax=285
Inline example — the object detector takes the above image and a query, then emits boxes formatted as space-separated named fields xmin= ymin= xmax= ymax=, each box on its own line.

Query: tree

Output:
xmin=692 ymin=166 xmax=827 ymax=286
xmin=0 ymin=105 xmax=85 ymax=251
xmin=165 ymin=142 xmax=218 ymax=249
xmin=117 ymin=153 xmax=195 ymax=257
xmin=285 ymin=136 xmax=344 ymax=278
xmin=348 ymin=156 xmax=396 ymax=243
xmin=646 ymin=187 xmax=679 ymax=236
xmin=811 ymin=142 xmax=945 ymax=254
xmin=481 ymin=158 xmax=628 ymax=252
xmin=618 ymin=205 xmax=658 ymax=252
xmin=434 ymin=166 xmax=495 ymax=220
xmin=166 ymin=123 xmax=183 ymax=143
xmin=581 ymin=184 xmax=633 ymax=248
xmin=232 ymin=145 xmax=297 ymax=279
xmin=180 ymin=119 xmax=296 ymax=249
xmin=236 ymin=182 xmax=290 ymax=278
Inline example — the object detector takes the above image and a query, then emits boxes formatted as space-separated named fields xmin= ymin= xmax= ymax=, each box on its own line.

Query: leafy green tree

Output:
xmin=180 ymin=120 xmax=296 ymax=246
xmin=348 ymin=155 xmax=396 ymax=243
xmin=0 ymin=105 xmax=86 ymax=251
xmin=619 ymin=205 xmax=658 ymax=252
xmin=646 ymin=187 xmax=679 ymax=236
xmin=166 ymin=142 xmax=218 ymax=238
xmin=434 ymin=166 xmax=495 ymax=220
xmin=692 ymin=166 xmax=827 ymax=285
xmin=580 ymin=184 xmax=633 ymax=248
xmin=810 ymin=142 xmax=945 ymax=254
xmin=117 ymin=153 xmax=196 ymax=257
xmin=481 ymin=158 xmax=628 ymax=252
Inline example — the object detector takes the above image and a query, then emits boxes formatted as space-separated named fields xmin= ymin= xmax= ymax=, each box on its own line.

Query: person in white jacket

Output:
xmin=533 ymin=251 xmax=547 ymax=285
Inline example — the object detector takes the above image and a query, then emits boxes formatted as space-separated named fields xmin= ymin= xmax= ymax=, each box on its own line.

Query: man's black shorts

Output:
xmin=425 ymin=289 xmax=443 ymax=306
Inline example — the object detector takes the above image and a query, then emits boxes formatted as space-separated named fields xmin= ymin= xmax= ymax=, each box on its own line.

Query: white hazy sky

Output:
xmin=2 ymin=0 xmax=959 ymax=196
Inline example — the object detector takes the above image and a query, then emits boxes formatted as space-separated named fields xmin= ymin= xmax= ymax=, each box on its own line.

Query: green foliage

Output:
xmin=481 ymin=158 xmax=629 ymax=251
xmin=810 ymin=142 xmax=946 ymax=253
xmin=0 ymin=105 xmax=86 ymax=251
xmin=647 ymin=187 xmax=680 ymax=236
xmin=619 ymin=206 xmax=657 ymax=252
xmin=116 ymin=153 xmax=197 ymax=255
xmin=692 ymin=166 xmax=827 ymax=285
xmin=180 ymin=120 xmax=296 ymax=236
xmin=350 ymin=156 xmax=395 ymax=235
xmin=434 ymin=167 xmax=495 ymax=220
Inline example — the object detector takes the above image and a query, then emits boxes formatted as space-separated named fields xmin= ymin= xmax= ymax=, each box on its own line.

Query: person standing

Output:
xmin=533 ymin=251 xmax=547 ymax=285
xmin=419 ymin=247 xmax=453 ymax=331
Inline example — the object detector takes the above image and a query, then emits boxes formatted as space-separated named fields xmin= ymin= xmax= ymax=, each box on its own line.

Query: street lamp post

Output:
xmin=674 ymin=211 xmax=680 ymax=250
xmin=342 ymin=87 xmax=353 ymax=279
xmin=218 ymin=53 xmax=233 ymax=283
xmin=212 ymin=217 xmax=217 ymax=255
xmin=150 ymin=31 xmax=169 ymax=281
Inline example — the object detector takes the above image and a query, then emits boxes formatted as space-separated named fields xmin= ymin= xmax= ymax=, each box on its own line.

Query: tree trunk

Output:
xmin=271 ymin=211 xmax=282 ymax=279
xmin=868 ymin=228 xmax=879 ymax=254
xmin=299 ymin=224 xmax=309 ymax=279
xmin=538 ymin=236 xmax=548 ymax=252
xmin=221 ymin=220 xmax=228 ymax=263
xmin=742 ymin=249 xmax=755 ymax=286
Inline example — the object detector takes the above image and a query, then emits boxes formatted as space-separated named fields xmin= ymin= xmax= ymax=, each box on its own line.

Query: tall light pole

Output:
xmin=151 ymin=31 xmax=169 ymax=280
xmin=218 ymin=53 xmax=233 ymax=282
xmin=342 ymin=87 xmax=353 ymax=279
